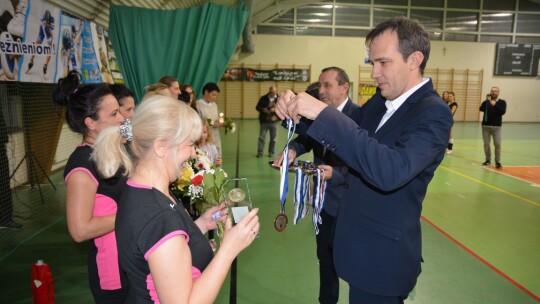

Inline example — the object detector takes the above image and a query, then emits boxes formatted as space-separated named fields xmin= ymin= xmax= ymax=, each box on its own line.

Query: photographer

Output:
xmin=255 ymin=85 xmax=280 ymax=158
xmin=480 ymin=86 xmax=507 ymax=169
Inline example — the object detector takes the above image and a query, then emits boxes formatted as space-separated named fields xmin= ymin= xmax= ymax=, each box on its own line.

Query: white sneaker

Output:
xmin=446 ymin=149 xmax=453 ymax=155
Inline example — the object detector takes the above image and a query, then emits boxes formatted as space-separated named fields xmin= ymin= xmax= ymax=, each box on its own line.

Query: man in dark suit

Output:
xmin=275 ymin=17 xmax=452 ymax=303
xmin=274 ymin=67 xmax=359 ymax=304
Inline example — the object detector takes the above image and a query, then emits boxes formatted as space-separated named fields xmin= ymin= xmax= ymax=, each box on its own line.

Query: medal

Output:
xmin=274 ymin=212 xmax=288 ymax=232
xmin=228 ymin=188 xmax=245 ymax=203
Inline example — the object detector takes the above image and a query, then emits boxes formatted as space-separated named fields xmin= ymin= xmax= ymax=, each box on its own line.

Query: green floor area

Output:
xmin=1 ymin=121 xmax=538 ymax=303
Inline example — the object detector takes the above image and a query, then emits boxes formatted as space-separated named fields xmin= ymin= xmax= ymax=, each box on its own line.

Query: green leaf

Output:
xmin=203 ymin=171 xmax=216 ymax=189
xmin=214 ymin=169 xmax=225 ymax=188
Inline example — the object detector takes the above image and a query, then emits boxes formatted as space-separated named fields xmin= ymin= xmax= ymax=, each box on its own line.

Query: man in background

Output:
xmin=480 ymin=86 xmax=506 ymax=169
xmin=274 ymin=67 xmax=359 ymax=304
xmin=255 ymin=85 xmax=279 ymax=158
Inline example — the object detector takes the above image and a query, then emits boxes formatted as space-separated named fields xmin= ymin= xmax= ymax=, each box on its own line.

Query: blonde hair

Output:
xmin=198 ymin=119 xmax=215 ymax=145
xmin=142 ymin=82 xmax=170 ymax=101
xmin=92 ymin=95 xmax=203 ymax=178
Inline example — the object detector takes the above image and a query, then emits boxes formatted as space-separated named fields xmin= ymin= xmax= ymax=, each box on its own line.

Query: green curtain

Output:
xmin=109 ymin=3 xmax=248 ymax=102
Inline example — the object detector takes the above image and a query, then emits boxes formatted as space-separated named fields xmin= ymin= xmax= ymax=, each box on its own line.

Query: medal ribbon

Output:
xmin=312 ymin=168 xmax=327 ymax=234
xmin=293 ymin=167 xmax=304 ymax=224
xmin=279 ymin=119 xmax=296 ymax=215
xmin=302 ymin=172 xmax=311 ymax=219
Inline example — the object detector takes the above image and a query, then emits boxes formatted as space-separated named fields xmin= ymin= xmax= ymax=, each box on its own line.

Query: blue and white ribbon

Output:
xmin=312 ymin=168 xmax=327 ymax=234
xmin=279 ymin=119 xmax=296 ymax=216
xmin=293 ymin=168 xmax=305 ymax=224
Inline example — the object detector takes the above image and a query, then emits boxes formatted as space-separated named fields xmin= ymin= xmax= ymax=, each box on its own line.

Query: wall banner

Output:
xmin=222 ymin=67 xmax=310 ymax=82
xmin=0 ymin=0 xmax=123 ymax=84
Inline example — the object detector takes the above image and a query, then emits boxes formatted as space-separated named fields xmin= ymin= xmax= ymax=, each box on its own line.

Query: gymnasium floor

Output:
xmin=0 ymin=120 xmax=538 ymax=303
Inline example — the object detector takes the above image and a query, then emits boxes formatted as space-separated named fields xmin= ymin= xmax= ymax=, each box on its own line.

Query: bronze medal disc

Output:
xmin=274 ymin=213 xmax=288 ymax=232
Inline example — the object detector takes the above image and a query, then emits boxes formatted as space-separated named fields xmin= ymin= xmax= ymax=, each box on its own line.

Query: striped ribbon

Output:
xmin=312 ymin=169 xmax=327 ymax=234
xmin=279 ymin=120 xmax=296 ymax=216
xmin=293 ymin=168 xmax=304 ymax=224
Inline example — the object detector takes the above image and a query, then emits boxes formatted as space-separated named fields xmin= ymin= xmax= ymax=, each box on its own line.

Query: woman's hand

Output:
xmin=219 ymin=208 xmax=260 ymax=257
xmin=194 ymin=202 xmax=228 ymax=234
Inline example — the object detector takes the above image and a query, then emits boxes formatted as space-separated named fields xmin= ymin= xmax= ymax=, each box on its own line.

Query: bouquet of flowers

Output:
xmin=224 ymin=118 xmax=236 ymax=135
xmin=171 ymin=148 xmax=228 ymax=235
xmin=206 ymin=113 xmax=236 ymax=135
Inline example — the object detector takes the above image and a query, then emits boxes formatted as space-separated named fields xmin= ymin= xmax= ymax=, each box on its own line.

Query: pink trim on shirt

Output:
xmin=93 ymin=194 xmax=118 ymax=216
xmin=144 ymin=231 xmax=189 ymax=261
xmin=64 ymin=167 xmax=99 ymax=185
xmin=93 ymin=195 xmax=120 ymax=289
xmin=127 ymin=179 xmax=153 ymax=189
xmin=192 ymin=266 xmax=202 ymax=279
xmin=146 ymin=274 xmax=160 ymax=304
xmin=95 ymin=231 xmax=122 ymax=290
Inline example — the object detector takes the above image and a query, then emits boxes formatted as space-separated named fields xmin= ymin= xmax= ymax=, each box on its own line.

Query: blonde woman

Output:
xmin=142 ymin=82 xmax=170 ymax=101
xmin=158 ymin=75 xmax=181 ymax=99
xmin=92 ymin=96 xmax=259 ymax=303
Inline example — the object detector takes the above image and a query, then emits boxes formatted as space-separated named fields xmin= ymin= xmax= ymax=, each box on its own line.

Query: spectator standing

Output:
xmin=196 ymin=82 xmax=223 ymax=155
xmin=445 ymin=91 xmax=458 ymax=155
xmin=255 ymin=85 xmax=280 ymax=158
xmin=158 ymin=76 xmax=181 ymax=100
xmin=110 ymin=84 xmax=135 ymax=120
xmin=480 ymin=86 xmax=506 ymax=169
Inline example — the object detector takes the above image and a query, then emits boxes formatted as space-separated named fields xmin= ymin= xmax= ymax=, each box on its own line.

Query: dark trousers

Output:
xmin=349 ymin=284 xmax=407 ymax=304
xmin=316 ymin=210 xmax=338 ymax=304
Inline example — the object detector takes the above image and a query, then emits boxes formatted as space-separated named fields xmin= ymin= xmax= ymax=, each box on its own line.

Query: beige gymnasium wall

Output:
xmin=232 ymin=34 xmax=539 ymax=122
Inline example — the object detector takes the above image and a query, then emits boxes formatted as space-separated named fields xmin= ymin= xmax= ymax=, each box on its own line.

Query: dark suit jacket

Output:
xmin=256 ymin=94 xmax=279 ymax=123
xmin=305 ymin=79 xmax=452 ymax=296
xmin=288 ymin=98 xmax=359 ymax=217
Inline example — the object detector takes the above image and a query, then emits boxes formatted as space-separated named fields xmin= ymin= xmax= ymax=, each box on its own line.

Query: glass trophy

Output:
xmin=223 ymin=178 xmax=252 ymax=225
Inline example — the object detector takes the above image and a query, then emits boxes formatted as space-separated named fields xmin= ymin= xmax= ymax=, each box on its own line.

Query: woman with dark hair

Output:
xmin=53 ymin=70 xmax=129 ymax=304
xmin=110 ymin=83 xmax=135 ymax=120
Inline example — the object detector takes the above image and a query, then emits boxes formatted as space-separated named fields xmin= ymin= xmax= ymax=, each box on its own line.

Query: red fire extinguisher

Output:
xmin=31 ymin=259 xmax=55 ymax=304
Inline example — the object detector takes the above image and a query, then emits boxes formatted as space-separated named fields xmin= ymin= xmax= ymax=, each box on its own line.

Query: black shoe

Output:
xmin=482 ymin=160 xmax=491 ymax=166
xmin=43 ymin=64 xmax=48 ymax=75
xmin=495 ymin=162 xmax=502 ymax=169
xmin=0 ymin=220 xmax=23 ymax=229
xmin=256 ymin=154 xmax=263 ymax=158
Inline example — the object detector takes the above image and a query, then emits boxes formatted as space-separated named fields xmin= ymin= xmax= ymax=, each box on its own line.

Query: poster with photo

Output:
xmin=0 ymin=0 xmax=122 ymax=84
xmin=91 ymin=24 xmax=113 ymax=83
xmin=101 ymin=26 xmax=123 ymax=83
xmin=80 ymin=20 xmax=101 ymax=83
xmin=53 ymin=11 xmax=83 ymax=82
xmin=0 ymin=0 xmax=61 ymax=82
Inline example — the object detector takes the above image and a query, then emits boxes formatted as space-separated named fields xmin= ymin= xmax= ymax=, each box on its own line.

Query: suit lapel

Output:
xmin=361 ymin=97 xmax=387 ymax=136
xmin=371 ymin=80 xmax=434 ymax=138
